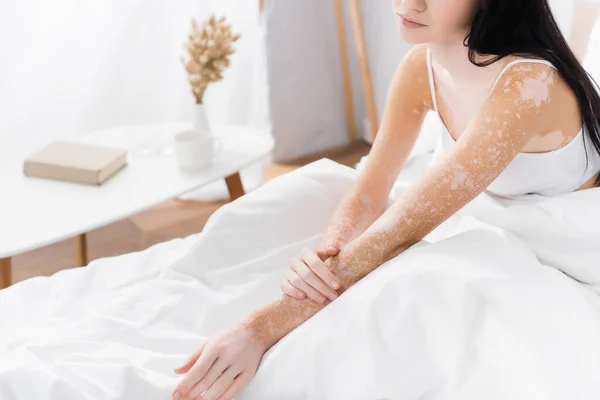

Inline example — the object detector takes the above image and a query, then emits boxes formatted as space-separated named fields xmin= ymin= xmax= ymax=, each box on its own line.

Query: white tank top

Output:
xmin=425 ymin=47 xmax=600 ymax=199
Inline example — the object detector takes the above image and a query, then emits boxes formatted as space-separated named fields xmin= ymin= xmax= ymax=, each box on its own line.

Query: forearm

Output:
xmin=240 ymin=140 xmax=498 ymax=349
xmin=241 ymin=222 xmax=411 ymax=350
xmin=319 ymin=185 xmax=387 ymax=250
xmin=240 ymin=42 xmax=555 ymax=354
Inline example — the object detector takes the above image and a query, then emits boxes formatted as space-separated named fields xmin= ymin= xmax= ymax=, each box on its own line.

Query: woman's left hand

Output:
xmin=172 ymin=325 xmax=266 ymax=400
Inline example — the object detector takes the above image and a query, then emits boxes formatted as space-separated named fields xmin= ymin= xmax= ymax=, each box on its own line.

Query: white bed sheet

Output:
xmin=2 ymin=157 xmax=600 ymax=400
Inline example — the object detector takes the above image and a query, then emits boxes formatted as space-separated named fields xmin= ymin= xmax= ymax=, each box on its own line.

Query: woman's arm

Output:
xmin=240 ymin=45 xmax=432 ymax=347
xmin=242 ymin=62 xmax=564 ymax=350
xmin=171 ymin=46 xmax=432 ymax=400
xmin=318 ymin=45 xmax=432 ymax=251
xmin=316 ymin=190 xmax=382 ymax=252
xmin=281 ymin=45 xmax=432 ymax=303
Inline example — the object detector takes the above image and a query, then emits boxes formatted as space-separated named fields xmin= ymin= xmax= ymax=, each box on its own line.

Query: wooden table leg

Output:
xmin=0 ymin=257 xmax=11 ymax=289
xmin=76 ymin=233 xmax=88 ymax=267
xmin=225 ymin=172 xmax=245 ymax=201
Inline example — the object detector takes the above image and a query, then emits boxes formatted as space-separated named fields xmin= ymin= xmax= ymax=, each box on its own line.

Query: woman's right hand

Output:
xmin=281 ymin=245 xmax=342 ymax=304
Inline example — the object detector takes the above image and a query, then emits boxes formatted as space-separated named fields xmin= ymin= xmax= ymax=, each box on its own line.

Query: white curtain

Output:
xmin=0 ymin=0 xmax=270 ymax=200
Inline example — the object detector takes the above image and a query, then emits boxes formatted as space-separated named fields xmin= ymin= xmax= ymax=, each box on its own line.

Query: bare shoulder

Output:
xmin=488 ymin=61 xmax=579 ymax=134
xmin=400 ymin=43 xmax=429 ymax=72
xmin=388 ymin=44 xmax=433 ymax=111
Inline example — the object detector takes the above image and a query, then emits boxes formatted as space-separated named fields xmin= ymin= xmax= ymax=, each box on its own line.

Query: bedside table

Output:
xmin=0 ymin=122 xmax=274 ymax=289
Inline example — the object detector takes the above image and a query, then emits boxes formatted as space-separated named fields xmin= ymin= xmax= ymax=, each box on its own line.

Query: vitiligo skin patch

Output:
xmin=317 ymin=191 xmax=385 ymax=252
xmin=241 ymin=45 xmax=578 ymax=350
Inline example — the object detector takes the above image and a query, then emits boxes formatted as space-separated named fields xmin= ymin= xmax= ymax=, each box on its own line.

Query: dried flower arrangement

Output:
xmin=182 ymin=15 xmax=241 ymax=104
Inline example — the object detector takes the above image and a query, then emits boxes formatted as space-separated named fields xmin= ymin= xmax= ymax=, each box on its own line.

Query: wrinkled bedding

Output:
xmin=2 ymin=157 xmax=600 ymax=400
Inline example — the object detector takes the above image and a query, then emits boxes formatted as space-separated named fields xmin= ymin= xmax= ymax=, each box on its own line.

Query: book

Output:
xmin=23 ymin=141 xmax=128 ymax=185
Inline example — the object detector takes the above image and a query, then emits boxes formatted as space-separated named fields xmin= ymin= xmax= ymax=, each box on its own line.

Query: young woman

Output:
xmin=172 ymin=1 xmax=600 ymax=399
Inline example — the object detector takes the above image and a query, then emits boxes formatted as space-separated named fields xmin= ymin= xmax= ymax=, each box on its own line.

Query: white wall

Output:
xmin=263 ymin=1 xmax=348 ymax=161
xmin=264 ymin=0 xmax=406 ymax=161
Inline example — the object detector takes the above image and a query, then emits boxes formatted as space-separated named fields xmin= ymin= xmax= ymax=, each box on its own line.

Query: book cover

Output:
xmin=23 ymin=141 xmax=128 ymax=185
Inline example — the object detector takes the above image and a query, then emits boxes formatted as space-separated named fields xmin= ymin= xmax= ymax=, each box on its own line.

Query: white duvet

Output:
xmin=2 ymin=157 xmax=600 ymax=400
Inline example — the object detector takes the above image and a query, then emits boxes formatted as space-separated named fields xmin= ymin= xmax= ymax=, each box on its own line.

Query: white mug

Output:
xmin=174 ymin=130 xmax=222 ymax=171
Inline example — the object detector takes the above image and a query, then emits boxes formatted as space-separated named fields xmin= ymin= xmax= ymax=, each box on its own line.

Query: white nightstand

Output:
xmin=0 ymin=122 xmax=274 ymax=289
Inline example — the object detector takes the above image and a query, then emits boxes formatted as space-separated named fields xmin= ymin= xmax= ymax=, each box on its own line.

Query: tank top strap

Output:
xmin=490 ymin=58 xmax=557 ymax=93
xmin=426 ymin=49 xmax=557 ymax=107
xmin=426 ymin=46 xmax=438 ymax=112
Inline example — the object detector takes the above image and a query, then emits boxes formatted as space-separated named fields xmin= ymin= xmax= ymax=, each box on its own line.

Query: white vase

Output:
xmin=192 ymin=103 xmax=212 ymax=138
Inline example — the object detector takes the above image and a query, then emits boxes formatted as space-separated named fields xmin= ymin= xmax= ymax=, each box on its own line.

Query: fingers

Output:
xmin=186 ymin=355 xmax=229 ymax=399
xmin=300 ymin=248 xmax=340 ymax=291
xmin=280 ymin=279 xmax=306 ymax=300
xmin=216 ymin=372 xmax=253 ymax=400
xmin=196 ymin=366 xmax=239 ymax=400
xmin=287 ymin=270 xmax=329 ymax=304
xmin=315 ymin=244 xmax=340 ymax=261
xmin=173 ymin=346 xmax=218 ymax=399
xmin=325 ymin=244 xmax=341 ymax=257
xmin=291 ymin=261 xmax=336 ymax=302
xmin=281 ymin=246 xmax=342 ymax=304
xmin=174 ymin=343 xmax=207 ymax=375
xmin=289 ymin=261 xmax=337 ymax=303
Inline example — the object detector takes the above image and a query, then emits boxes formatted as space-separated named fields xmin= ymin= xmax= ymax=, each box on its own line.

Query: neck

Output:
xmin=428 ymin=40 xmax=479 ymax=81
xmin=428 ymin=39 xmax=505 ymax=87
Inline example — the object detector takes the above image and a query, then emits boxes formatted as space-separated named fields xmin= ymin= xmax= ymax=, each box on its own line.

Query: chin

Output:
xmin=396 ymin=27 xmax=428 ymax=45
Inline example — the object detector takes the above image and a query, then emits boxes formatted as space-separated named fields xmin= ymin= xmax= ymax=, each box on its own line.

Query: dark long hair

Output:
xmin=465 ymin=0 xmax=600 ymax=186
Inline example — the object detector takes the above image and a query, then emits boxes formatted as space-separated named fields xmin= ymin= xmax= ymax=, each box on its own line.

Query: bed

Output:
xmin=2 ymin=146 xmax=600 ymax=399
